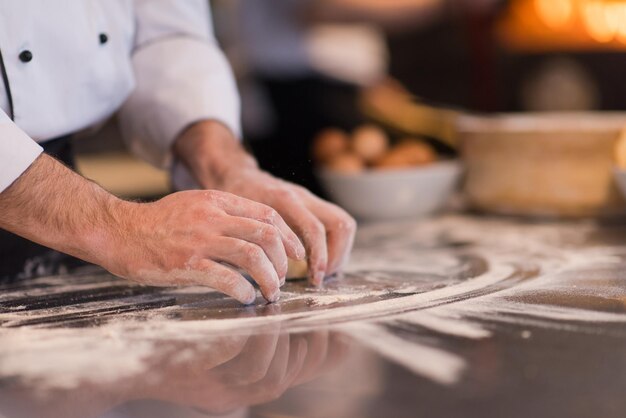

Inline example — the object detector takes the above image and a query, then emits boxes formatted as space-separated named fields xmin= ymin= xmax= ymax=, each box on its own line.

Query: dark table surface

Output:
xmin=1 ymin=214 xmax=626 ymax=418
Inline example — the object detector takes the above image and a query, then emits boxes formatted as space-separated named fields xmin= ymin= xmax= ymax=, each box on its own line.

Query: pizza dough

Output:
xmin=287 ymin=258 xmax=309 ymax=280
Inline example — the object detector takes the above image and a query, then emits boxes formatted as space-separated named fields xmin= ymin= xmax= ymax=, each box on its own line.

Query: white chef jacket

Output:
xmin=0 ymin=0 xmax=241 ymax=193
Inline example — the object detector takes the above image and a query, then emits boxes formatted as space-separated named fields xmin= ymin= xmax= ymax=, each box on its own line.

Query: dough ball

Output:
xmin=313 ymin=128 xmax=350 ymax=164
xmin=327 ymin=152 xmax=366 ymax=174
xmin=287 ymin=258 xmax=308 ymax=279
xmin=352 ymin=125 xmax=389 ymax=163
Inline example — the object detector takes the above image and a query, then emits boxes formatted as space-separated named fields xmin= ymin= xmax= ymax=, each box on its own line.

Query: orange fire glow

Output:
xmin=582 ymin=1 xmax=615 ymax=43
xmin=498 ymin=0 xmax=626 ymax=51
xmin=535 ymin=0 xmax=574 ymax=29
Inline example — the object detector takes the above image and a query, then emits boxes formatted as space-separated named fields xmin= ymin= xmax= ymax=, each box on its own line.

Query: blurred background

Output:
xmin=76 ymin=0 xmax=626 ymax=205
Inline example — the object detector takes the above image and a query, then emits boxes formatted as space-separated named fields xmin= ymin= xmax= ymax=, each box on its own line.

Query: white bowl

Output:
xmin=317 ymin=161 xmax=462 ymax=222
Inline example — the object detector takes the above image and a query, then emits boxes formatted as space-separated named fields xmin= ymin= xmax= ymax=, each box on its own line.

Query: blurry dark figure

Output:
xmin=237 ymin=0 xmax=371 ymax=196
xmin=232 ymin=0 xmax=455 ymax=196
xmin=231 ymin=0 xmax=498 ymax=193
xmin=387 ymin=0 xmax=506 ymax=112
xmin=249 ymin=76 xmax=362 ymax=197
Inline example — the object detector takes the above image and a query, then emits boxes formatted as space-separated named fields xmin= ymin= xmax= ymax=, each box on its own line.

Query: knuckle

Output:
xmin=244 ymin=244 xmax=265 ymax=264
xmin=259 ymin=225 xmax=281 ymax=245
xmin=335 ymin=214 xmax=357 ymax=233
xmin=204 ymin=190 xmax=233 ymax=207
xmin=274 ymin=188 xmax=297 ymax=201
xmin=263 ymin=207 xmax=280 ymax=223
xmin=203 ymin=189 xmax=221 ymax=201
xmin=290 ymin=183 xmax=310 ymax=196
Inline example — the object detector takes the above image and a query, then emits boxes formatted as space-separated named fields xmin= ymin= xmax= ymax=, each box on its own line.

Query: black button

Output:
xmin=99 ymin=33 xmax=108 ymax=45
xmin=18 ymin=50 xmax=32 ymax=63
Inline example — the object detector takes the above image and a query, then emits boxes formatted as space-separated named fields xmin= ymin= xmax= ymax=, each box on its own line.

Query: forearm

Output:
xmin=0 ymin=154 xmax=125 ymax=266
xmin=173 ymin=120 xmax=258 ymax=189
xmin=0 ymin=150 xmax=302 ymax=304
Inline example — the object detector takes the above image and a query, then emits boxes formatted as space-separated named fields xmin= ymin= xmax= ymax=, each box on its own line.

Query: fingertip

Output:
xmin=316 ymin=271 xmax=326 ymax=285
xmin=261 ymin=285 xmax=281 ymax=303
xmin=309 ymin=250 xmax=328 ymax=282
xmin=266 ymin=288 xmax=281 ymax=303
xmin=236 ymin=282 xmax=258 ymax=305
xmin=310 ymin=271 xmax=326 ymax=288
xmin=286 ymin=238 xmax=306 ymax=261
xmin=294 ymin=241 xmax=306 ymax=260
xmin=239 ymin=291 xmax=257 ymax=305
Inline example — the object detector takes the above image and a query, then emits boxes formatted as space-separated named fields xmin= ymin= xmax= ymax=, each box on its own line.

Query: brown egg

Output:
xmin=313 ymin=128 xmax=350 ymax=164
xmin=395 ymin=139 xmax=437 ymax=165
xmin=373 ymin=140 xmax=438 ymax=170
xmin=327 ymin=152 xmax=365 ymax=174
xmin=373 ymin=149 xmax=415 ymax=170
xmin=352 ymin=125 xmax=389 ymax=163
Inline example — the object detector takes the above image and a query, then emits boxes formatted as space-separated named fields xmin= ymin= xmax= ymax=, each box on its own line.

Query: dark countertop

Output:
xmin=1 ymin=215 xmax=626 ymax=418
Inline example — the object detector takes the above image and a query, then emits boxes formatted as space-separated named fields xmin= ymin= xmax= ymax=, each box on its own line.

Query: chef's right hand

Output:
xmin=103 ymin=190 xmax=305 ymax=304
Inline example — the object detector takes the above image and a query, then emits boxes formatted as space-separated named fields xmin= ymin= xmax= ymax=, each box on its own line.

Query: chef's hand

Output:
xmin=104 ymin=190 xmax=305 ymax=304
xmin=0 ymin=154 xmax=304 ymax=304
xmin=174 ymin=121 xmax=357 ymax=286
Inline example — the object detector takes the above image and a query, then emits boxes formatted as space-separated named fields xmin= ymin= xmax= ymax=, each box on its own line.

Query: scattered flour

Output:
xmin=2 ymin=215 xmax=626 ymax=391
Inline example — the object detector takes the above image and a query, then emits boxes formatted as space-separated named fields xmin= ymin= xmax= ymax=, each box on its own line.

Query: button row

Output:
xmin=18 ymin=33 xmax=108 ymax=63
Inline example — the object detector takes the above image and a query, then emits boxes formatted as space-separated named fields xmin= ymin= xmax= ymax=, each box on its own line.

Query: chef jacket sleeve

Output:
xmin=119 ymin=0 xmax=241 ymax=168
xmin=0 ymin=110 xmax=43 ymax=194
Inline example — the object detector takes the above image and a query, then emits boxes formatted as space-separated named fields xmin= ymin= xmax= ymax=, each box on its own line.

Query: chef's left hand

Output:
xmin=221 ymin=169 xmax=357 ymax=285
xmin=174 ymin=121 xmax=357 ymax=286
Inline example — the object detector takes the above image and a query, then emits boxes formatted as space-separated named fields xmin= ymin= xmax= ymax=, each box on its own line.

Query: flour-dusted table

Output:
xmin=1 ymin=215 xmax=626 ymax=418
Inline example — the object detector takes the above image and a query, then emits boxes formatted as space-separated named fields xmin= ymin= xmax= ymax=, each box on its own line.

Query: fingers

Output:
xmin=209 ymin=191 xmax=305 ymax=260
xmin=271 ymin=198 xmax=329 ymax=286
xmin=202 ymin=188 xmax=356 ymax=289
xmin=274 ymin=186 xmax=357 ymax=284
xmin=207 ymin=237 xmax=282 ymax=302
xmin=182 ymin=258 xmax=257 ymax=305
xmin=304 ymin=197 xmax=357 ymax=275
xmin=220 ymin=217 xmax=290 ymax=284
